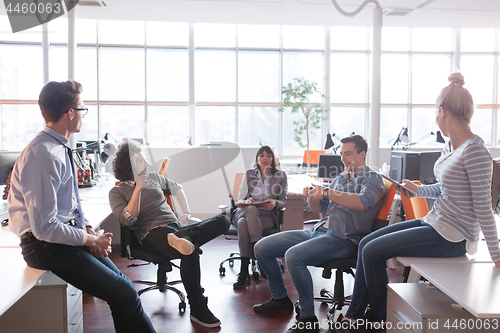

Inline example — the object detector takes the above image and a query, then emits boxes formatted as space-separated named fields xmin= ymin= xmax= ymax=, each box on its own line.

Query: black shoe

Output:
xmin=233 ymin=273 xmax=251 ymax=288
xmin=253 ymin=297 xmax=293 ymax=313
xmin=285 ymin=316 xmax=320 ymax=333
xmin=189 ymin=296 xmax=221 ymax=328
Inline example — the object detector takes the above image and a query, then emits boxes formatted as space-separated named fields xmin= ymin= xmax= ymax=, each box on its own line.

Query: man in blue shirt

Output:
xmin=252 ymin=135 xmax=386 ymax=333
xmin=8 ymin=81 xmax=155 ymax=333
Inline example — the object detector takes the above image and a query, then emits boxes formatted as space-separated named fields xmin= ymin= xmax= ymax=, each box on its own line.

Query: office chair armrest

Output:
xmin=277 ymin=207 xmax=286 ymax=232
xmin=120 ymin=224 xmax=138 ymax=259
xmin=345 ymin=229 xmax=371 ymax=240
xmin=218 ymin=204 xmax=228 ymax=215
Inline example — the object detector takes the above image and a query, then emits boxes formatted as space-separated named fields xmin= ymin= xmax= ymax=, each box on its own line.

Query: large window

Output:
xmin=195 ymin=50 xmax=236 ymax=103
xmin=0 ymin=44 xmax=42 ymax=100
xmin=1 ymin=18 xmax=500 ymax=154
xmin=146 ymin=49 xmax=189 ymax=102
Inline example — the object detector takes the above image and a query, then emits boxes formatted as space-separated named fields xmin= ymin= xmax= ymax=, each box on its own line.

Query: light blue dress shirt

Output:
xmin=315 ymin=166 xmax=387 ymax=240
xmin=8 ymin=126 xmax=88 ymax=246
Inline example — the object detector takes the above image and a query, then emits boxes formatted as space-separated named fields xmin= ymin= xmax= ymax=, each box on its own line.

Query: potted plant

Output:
xmin=279 ymin=77 xmax=329 ymax=170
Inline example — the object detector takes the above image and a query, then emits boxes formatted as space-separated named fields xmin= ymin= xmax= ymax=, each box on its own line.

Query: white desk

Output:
xmin=387 ymin=282 xmax=497 ymax=333
xmin=398 ymin=240 xmax=493 ymax=283
xmin=0 ymin=201 xmax=7 ymax=223
xmin=0 ymin=248 xmax=46 ymax=317
xmin=0 ymin=226 xmax=22 ymax=248
xmin=283 ymin=174 xmax=323 ymax=231
xmin=411 ymin=262 xmax=500 ymax=318
xmin=0 ymin=181 xmax=114 ymax=333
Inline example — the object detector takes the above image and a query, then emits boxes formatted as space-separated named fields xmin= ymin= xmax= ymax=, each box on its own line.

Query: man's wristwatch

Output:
xmin=273 ymin=200 xmax=278 ymax=209
xmin=322 ymin=188 xmax=329 ymax=199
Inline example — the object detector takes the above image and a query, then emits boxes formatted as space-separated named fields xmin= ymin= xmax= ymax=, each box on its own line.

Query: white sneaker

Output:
xmin=167 ymin=233 xmax=195 ymax=255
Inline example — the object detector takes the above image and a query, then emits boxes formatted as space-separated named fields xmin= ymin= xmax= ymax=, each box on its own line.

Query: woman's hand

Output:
xmin=236 ymin=197 xmax=255 ymax=208
xmin=396 ymin=179 xmax=419 ymax=198
xmin=495 ymin=260 xmax=500 ymax=268
xmin=263 ymin=198 xmax=277 ymax=210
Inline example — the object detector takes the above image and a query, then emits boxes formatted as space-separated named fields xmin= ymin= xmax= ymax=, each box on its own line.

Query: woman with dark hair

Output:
xmin=109 ymin=139 xmax=230 ymax=328
xmin=232 ymin=145 xmax=288 ymax=288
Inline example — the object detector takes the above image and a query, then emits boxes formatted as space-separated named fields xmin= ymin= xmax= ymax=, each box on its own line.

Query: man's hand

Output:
xmin=495 ymin=260 xmax=500 ymax=268
xmin=86 ymin=225 xmax=95 ymax=235
xmin=303 ymin=185 xmax=312 ymax=197
xmin=178 ymin=213 xmax=191 ymax=224
xmin=310 ymin=184 xmax=327 ymax=200
xmin=86 ymin=229 xmax=113 ymax=257
xmin=135 ymin=174 xmax=148 ymax=190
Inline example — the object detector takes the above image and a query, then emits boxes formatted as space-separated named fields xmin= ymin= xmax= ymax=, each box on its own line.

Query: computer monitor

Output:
xmin=0 ymin=151 xmax=21 ymax=185
xmin=389 ymin=151 xmax=441 ymax=184
xmin=317 ymin=154 xmax=344 ymax=181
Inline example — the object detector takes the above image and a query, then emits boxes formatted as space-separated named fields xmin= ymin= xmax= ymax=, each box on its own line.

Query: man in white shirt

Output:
xmin=8 ymin=81 xmax=155 ymax=333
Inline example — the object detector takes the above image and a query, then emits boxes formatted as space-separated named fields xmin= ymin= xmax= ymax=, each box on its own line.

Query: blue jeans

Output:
xmin=345 ymin=219 xmax=467 ymax=322
xmin=254 ymin=228 xmax=358 ymax=319
xmin=20 ymin=236 xmax=155 ymax=333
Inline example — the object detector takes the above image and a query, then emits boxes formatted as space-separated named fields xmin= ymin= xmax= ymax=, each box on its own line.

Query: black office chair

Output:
xmin=120 ymin=223 xmax=187 ymax=312
xmin=218 ymin=206 xmax=285 ymax=278
xmin=218 ymin=172 xmax=285 ymax=278
xmin=295 ymin=180 xmax=396 ymax=321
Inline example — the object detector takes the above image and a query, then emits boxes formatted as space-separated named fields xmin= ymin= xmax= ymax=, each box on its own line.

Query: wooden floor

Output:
xmin=83 ymin=221 xmax=404 ymax=333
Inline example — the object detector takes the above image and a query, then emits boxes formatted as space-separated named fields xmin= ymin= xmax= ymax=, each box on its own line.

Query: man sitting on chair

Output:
xmin=252 ymin=135 xmax=386 ymax=333
xmin=109 ymin=139 xmax=230 ymax=328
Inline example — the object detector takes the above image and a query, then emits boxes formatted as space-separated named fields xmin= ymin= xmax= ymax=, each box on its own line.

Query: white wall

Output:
xmin=70 ymin=0 xmax=500 ymax=28
xmin=138 ymin=145 xmax=259 ymax=219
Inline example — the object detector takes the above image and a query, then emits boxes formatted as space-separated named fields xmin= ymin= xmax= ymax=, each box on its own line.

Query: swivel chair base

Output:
xmin=128 ymin=261 xmax=187 ymax=312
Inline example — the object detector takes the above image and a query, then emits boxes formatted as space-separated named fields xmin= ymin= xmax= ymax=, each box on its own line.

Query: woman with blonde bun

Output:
xmin=330 ymin=72 xmax=500 ymax=333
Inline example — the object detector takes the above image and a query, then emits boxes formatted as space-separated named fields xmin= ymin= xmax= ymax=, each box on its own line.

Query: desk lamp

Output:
xmin=390 ymin=127 xmax=409 ymax=150
xmin=403 ymin=131 xmax=445 ymax=150
xmin=324 ymin=133 xmax=342 ymax=153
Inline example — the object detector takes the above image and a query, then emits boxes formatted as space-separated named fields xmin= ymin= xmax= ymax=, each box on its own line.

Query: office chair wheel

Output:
xmin=294 ymin=301 xmax=300 ymax=315
xmin=326 ymin=306 xmax=336 ymax=322
xmin=252 ymin=271 xmax=259 ymax=280
xmin=219 ymin=266 xmax=226 ymax=275
xmin=229 ymin=259 xmax=234 ymax=267
xmin=179 ymin=301 xmax=186 ymax=312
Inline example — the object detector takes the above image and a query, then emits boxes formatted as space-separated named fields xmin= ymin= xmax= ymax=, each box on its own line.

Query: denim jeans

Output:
xmin=142 ymin=214 xmax=230 ymax=301
xmin=345 ymin=219 xmax=467 ymax=322
xmin=254 ymin=228 xmax=358 ymax=319
xmin=20 ymin=236 xmax=155 ymax=333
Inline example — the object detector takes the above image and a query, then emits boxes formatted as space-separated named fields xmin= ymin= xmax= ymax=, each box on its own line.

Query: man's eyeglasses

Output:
xmin=65 ymin=108 xmax=88 ymax=116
